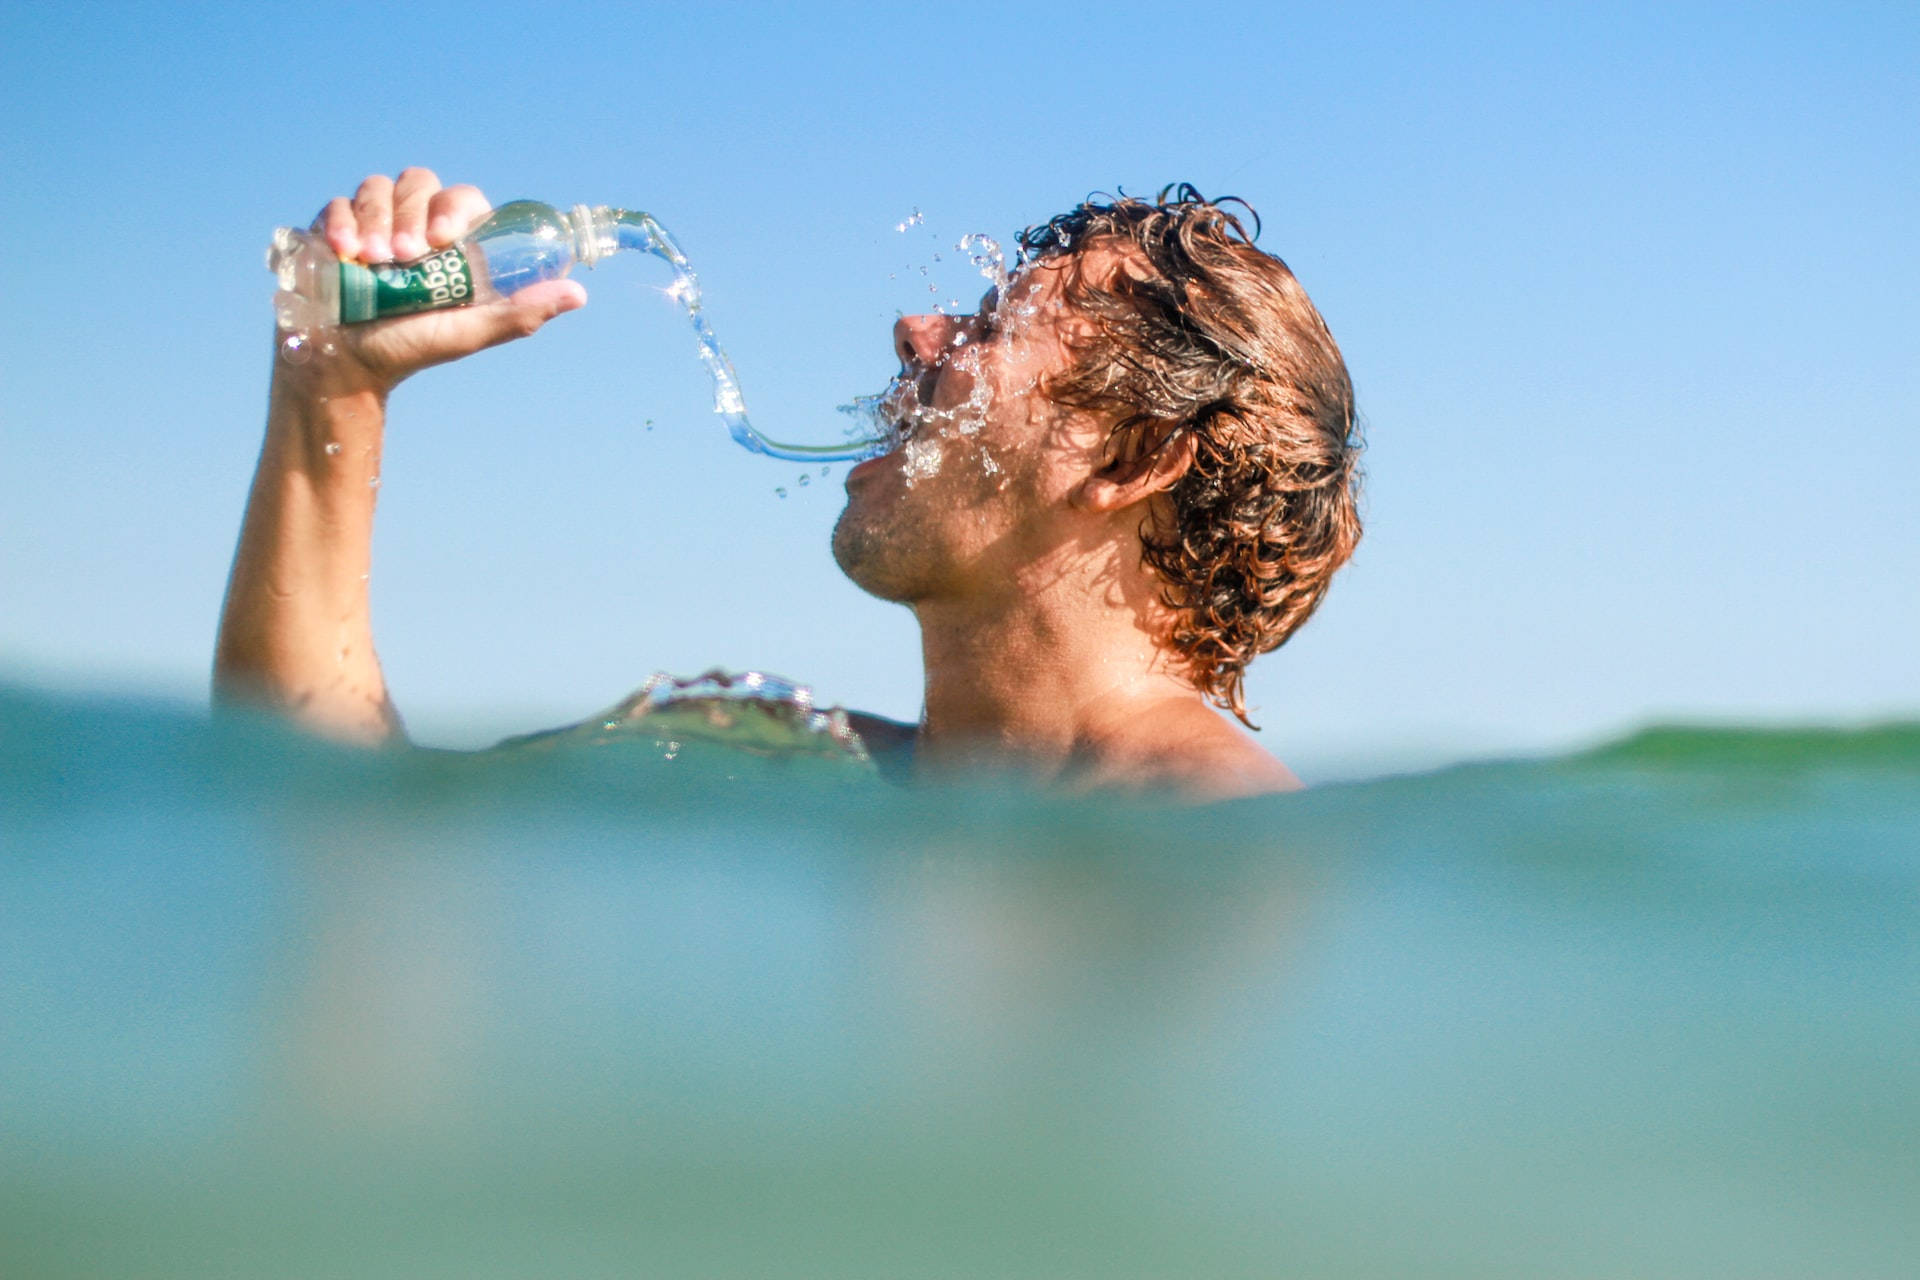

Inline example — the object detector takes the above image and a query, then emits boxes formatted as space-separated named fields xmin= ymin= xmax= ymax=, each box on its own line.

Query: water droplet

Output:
xmin=893 ymin=207 xmax=924 ymax=233
xmin=323 ymin=441 xmax=342 ymax=456
xmin=368 ymin=475 xmax=381 ymax=489
xmin=775 ymin=487 xmax=788 ymax=498
xmin=797 ymin=473 xmax=811 ymax=487
xmin=819 ymin=465 xmax=830 ymax=476
xmin=319 ymin=340 xmax=337 ymax=357
xmin=279 ymin=333 xmax=312 ymax=365
xmin=931 ymin=252 xmax=942 ymax=262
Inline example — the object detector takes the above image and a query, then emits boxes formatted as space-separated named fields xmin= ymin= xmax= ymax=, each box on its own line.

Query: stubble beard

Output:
xmin=831 ymin=494 xmax=932 ymax=605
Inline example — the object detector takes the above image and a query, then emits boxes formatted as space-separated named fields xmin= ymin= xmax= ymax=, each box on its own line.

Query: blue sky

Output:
xmin=2 ymin=1 xmax=1914 ymax=775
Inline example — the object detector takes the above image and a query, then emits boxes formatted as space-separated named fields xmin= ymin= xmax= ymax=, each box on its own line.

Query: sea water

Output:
xmin=2 ymin=682 xmax=1916 ymax=1278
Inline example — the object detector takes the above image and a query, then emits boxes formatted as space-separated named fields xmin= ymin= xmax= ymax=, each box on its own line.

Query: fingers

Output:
xmin=314 ymin=169 xmax=459 ymax=263
xmin=425 ymin=184 xmax=490 ymax=248
xmin=350 ymin=174 xmax=394 ymax=263
xmin=390 ymin=167 xmax=440 ymax=260
xmin=315 ymin=197 xmax=360 ymax=261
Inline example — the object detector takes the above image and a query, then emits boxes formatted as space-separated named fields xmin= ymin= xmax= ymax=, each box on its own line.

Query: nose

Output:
xmin=893 ymin=313 xmax=961 ymax=369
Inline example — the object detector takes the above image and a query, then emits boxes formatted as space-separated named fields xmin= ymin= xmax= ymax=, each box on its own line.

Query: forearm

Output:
xmin=213 ymin=365 xmax=401 ymax=743
xmin=216 ymin=168 xmax=586 ymax=743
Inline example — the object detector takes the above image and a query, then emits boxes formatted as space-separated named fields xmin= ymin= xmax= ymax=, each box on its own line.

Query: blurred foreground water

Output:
xmin=3 ymin=683 xmax=1916 ymax=1278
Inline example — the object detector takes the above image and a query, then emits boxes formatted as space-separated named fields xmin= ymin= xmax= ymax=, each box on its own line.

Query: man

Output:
xmin=215 ymin=169 xmax=1362 ymax=798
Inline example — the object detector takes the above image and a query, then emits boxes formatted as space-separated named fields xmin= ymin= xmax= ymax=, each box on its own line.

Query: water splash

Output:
xmin=608 ymin=212 xmax=890 ymax=464
xmin=503 ymin=669 xmax=870 ymax=762
xmin=832 ymin=246 xmax=1036 ymax=489
xmin=958 ymin=232 xmax=1010 ymax=292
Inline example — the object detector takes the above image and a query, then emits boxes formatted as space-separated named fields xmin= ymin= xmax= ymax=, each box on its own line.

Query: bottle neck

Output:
xmin=568 ymin=205 xmax=620 ymax=269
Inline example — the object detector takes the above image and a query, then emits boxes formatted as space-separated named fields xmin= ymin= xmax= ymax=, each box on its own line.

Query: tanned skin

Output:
xmin=215 ymin=169 xmax=1299 ymax=799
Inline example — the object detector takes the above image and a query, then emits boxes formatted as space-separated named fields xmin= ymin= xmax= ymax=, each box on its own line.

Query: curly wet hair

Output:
xmin=1018 ymin=185 xmax=1363 ymax=726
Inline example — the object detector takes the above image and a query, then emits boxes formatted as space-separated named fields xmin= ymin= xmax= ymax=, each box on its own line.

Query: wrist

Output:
xmin=266 ymin=358 xmax=389 ymax=476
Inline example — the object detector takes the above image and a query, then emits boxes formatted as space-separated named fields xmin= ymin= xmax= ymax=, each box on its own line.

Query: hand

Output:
xmin=295 ymin=167 xmax=587 ymax=393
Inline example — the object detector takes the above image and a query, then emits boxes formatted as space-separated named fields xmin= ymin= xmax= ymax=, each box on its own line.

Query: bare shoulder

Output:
xmin=1097 ymin=700 xmax=1303 ymax=800
xmin=1153 ymin=718 xmax=1300 ymax=800
xmin=1179 ymin=736 xmax=1302 ymax=799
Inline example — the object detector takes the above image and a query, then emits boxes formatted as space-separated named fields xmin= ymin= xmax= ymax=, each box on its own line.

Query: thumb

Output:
xmin=477 ymin=279 xmax=589 ymax=345
xmin=509 ymin=278 xmax=589 ymax=318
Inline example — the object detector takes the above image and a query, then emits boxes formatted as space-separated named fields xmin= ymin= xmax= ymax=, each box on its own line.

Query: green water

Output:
xmin=2 ymin=683 xmax=1916 ymax=1278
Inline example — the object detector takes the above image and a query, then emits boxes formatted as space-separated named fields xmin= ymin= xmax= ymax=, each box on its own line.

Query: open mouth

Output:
xmin=837 ymin=374 xmax=925 ymax=459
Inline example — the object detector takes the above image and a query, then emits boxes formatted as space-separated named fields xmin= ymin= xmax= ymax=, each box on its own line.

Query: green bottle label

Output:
xmin=337 ymin=246 xmax=475 ymax=323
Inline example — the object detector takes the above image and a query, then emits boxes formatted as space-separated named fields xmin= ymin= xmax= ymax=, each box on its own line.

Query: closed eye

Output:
xmin=976 ymin=286 xmax=1001 ymax=339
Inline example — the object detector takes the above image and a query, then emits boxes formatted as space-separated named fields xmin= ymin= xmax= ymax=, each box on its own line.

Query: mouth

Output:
xmin=837 ymin=374 xmax=924 ymax=463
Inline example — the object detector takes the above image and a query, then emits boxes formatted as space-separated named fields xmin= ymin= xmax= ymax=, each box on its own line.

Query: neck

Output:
xmin=909 ymin=546 xmax=1207 ymax=778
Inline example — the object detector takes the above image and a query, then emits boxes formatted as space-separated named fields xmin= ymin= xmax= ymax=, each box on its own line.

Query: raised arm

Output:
xmin=213 ymin=168 xmax=586 ymax=742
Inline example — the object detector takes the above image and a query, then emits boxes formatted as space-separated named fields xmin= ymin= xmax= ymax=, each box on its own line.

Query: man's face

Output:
xmin=831 ymin=257 xmax=1101 ymax=606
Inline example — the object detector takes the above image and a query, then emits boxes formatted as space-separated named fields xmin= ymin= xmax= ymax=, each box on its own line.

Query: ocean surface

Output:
xmin=2 ymin=682 xmax=1916 ymax=1279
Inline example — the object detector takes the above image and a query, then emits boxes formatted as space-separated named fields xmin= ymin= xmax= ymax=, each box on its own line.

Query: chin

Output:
xmin=831 ymin=500 xmax=929 ymax=605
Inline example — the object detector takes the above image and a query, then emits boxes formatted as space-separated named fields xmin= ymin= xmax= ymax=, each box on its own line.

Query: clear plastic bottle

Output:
xmin=269 ymin=200 xmax=635 ymax=334
xmin=268 ymin=200 xmax=893 ymax=463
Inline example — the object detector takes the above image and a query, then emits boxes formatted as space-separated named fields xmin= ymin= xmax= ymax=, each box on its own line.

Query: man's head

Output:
xmin=833 ymin=186 xmax=1362 ymax=724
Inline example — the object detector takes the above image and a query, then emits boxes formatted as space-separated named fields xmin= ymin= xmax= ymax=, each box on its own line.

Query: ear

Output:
xmin=1070 ymin=423 xmax=1196 ymax=514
